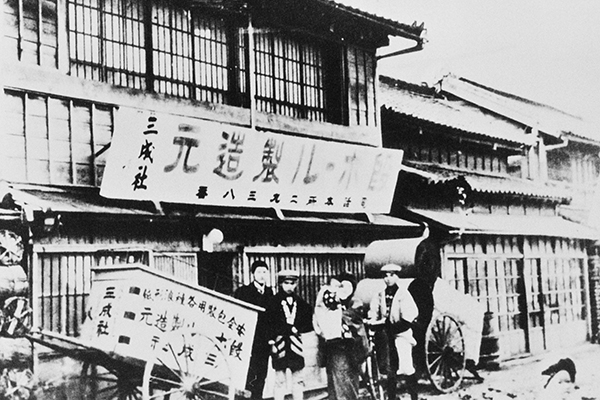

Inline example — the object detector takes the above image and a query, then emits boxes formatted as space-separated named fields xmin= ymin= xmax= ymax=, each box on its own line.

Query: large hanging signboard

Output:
xmin=100 ymin=107 xmax=403 ymax=213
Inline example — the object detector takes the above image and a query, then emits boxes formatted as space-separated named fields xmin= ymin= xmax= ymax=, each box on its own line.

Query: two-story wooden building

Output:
xmin=0 ymin=0 xmax=426 ymax=393
xmin=379 ymin=75 xmax=600 ymax=359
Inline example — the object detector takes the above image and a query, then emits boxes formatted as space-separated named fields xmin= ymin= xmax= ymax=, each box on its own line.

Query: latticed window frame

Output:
xmin=67 ymin=0 xmax=242 ymax=104
xmin=2 ymin=90 xmax=113 ymax=186
xmin=5 ymin=0 xmax=380 ymax=127
xmin=34 ymin=250 xmax=198 ymax=336
xmin=3 ymin=0 xmax=60 ymax=67
xmin=253 ymin=30 xmax=326 ymax=121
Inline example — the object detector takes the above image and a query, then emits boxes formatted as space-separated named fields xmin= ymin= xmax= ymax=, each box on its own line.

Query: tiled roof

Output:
xmin=327 ymin=0 xmax=425 ymax=40
xmin=380 ymin=77 xmax=535 ymax=146
xmin=401 ymin=163 xmax=571 ymax=201
xmin=447 ymin=77 xmax=600 ymax=143
xmin=405 ymin=208 xmax=599 ymax=239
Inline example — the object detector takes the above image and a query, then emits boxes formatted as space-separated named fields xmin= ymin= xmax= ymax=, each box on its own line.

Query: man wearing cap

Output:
xmin=265 ymin=269 xmax=313 ymax=400
xmin=234 ymin=260 xmax=274 ymax=400
xmin=368 ymin=263 xmax=419 ymax=400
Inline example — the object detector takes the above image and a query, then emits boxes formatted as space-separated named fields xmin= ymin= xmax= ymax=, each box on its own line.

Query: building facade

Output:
xmin=379 ymin=75 xmax=600 ymax=359
xmin=0 ymin=0 xmax=426 ymax=393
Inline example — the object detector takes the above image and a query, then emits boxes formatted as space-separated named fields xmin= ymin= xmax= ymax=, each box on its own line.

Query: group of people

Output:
xmin=234 ymin=260 xmax=435 ymax=400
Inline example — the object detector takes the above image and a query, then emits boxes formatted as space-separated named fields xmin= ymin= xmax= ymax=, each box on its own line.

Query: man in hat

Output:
xmin=368 ymin=263 xmax=419 ymax=400
xmin=234 ymin=260 xmax=274 ymax=400
xmin=265 ymin=269 xmax=313 ymax=400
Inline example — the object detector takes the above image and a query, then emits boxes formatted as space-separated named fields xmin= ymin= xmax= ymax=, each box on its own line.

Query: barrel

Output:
xmin=479 ymin=311 xmax=500 ymax=370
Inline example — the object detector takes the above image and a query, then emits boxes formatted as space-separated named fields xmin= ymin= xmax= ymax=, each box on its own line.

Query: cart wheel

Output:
xmin=2 ymin=296 xmax=32 ymax=337
xmin=143 ymin=330 xmax=234 ymax=400
xmin=425 ymin=313 xmax=466 ymax=393
xmin=80 ymin=362 xmax=143 ymax=400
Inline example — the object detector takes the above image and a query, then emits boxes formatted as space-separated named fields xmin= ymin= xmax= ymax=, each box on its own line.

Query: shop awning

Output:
xmin=405 ymin=208 xmax=600 ymax=239
xmin=1 ymin=183 xmax=421 ymax=229
xmin=400 ymin=164 xmax=571 ymax=201
xmin=6 ymin=185 xmax=156 ymax=216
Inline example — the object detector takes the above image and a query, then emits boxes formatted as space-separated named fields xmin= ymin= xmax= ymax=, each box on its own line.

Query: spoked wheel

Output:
xmin=425 ymin=313 xmax=466 ymax=393
xmin=143 ymin=330 xmax=234 ymax=400
xmin=80 ymin=362 xmax=143 ymax=400
xmin=1 ymin=296 xmax=32 ymax=337
xmin=362 ymin=351 xmax=386 ymax=400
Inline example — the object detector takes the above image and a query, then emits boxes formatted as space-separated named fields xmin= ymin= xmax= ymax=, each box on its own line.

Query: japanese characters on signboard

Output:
xmin=81 ymin=267 xmax=257 ymax=387
xmin=100 ymin=107 xmax=404 ymax=213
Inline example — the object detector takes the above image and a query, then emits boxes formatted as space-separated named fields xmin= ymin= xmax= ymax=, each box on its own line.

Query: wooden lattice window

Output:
xmin=254 ymin=31 xmax=325 ymax=121
xmin=347 ymin=46 xmax=376 ymax=127
xmin=67 ymin=0 xmax=240 ymax=104
xmin=4 ymin=0 xmax=59 ymax=66
xmin=4 ymin=0 xmax=376 ymax=126
xmin=151 ymin=3 xmax=232 ymax=102
xmin=1 ymin=90 xmax=113 ymax=186
xmin=35 ymin=250 xmax=197 ymax=336
xmin=68 ymin=0 xmax=146 ymax=87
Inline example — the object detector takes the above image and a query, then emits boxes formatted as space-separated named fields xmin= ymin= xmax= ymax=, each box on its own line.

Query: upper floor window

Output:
xmin=69 ymin=0 xmax=146 ymax=89
xmin=254 ymin=31 xmax=325 ymax=121
xmin=6 ymin=0 xmax=380 ymax=128
xmin=68 ymin=0 xmax=241 ymax=104
xmin=4 ymin=0 xmax=59 ymax=67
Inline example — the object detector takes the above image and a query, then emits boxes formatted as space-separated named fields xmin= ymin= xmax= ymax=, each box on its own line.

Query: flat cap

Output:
xmin=278 ymin=269 xmax=300 ymax=280
xmin=380 ymin=264 xmax=402 ymax=273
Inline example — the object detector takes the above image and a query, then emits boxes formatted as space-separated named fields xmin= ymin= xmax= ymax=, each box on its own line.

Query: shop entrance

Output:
xmin=444 ymin=235 xmax=588 ymax=358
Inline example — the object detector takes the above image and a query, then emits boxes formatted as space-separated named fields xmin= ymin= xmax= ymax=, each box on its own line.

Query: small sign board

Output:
xmin=81 ymin=264 xmax=259 ymax=388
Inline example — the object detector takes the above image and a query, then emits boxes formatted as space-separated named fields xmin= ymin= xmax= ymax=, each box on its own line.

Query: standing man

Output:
xmin=234 ymin=260 xmax=274 ymax=400
xmin=368 ymin=264 xmax=419 ymax=400
xmin=265 ymin=269 xmax=313 ymax=400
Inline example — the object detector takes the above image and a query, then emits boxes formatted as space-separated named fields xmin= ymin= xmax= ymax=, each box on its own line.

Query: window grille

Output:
xmin=68 ymin=0 xmax=146 ymax=88
xmin=4 ymin=0 xmax=376 ymax=127
xmin=35 ymin=250 xmax=197 ymax=336
xmin=2 ymin=90 xmax=113 ymax=186
xmin=151 ymin=3 xmax=231 ymax=102
xmin=67 ymin=0 xmax=237 ymax=103
xmin=347 ymin=46 xmax=376 ymax=127
xmin=153 ymin=253 xmax=198 ymax=284
xmin=4 ymin=0 xmax=59 ymax=66
xmin=254 ymin=32 xmax=325 ymax=121
xmin=446 ymin=236 xmax=587 ymax=356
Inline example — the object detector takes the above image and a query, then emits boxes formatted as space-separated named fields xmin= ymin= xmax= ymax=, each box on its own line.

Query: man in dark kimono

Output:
xmin=234 ymin=260 xmax=274 ymax=400
xmin=265 ymin=269 xmax=313 ymax=400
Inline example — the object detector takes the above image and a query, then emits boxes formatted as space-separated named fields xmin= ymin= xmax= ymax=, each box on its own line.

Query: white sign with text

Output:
xmin=100 ymin=107 xmax=403 ymax=213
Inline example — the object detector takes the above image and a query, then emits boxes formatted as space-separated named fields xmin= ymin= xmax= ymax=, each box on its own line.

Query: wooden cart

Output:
xmin=10 ymin=263 xmax=260 ymax=400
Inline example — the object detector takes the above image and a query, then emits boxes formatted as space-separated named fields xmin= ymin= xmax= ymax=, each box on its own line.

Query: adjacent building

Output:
xmin=379 ymin=75 xmax=600 ymax=358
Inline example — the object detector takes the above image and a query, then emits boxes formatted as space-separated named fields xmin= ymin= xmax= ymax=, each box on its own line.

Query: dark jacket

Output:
xmin=265 ymin=291 xmax=314 ymax=371
xmin=407 ymin=277 xmax=434 ymax=331
xmin=234 ymin=283 xmax=274 ymax=346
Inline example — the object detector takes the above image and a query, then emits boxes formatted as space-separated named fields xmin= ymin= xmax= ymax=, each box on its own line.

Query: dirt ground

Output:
xmin=410 ymin=343 xmax=600 ymax=400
